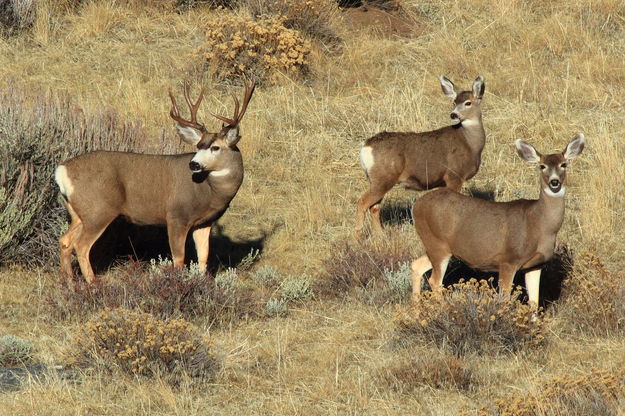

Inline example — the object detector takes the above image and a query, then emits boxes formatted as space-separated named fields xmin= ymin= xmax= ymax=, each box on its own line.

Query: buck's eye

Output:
xmin=560 ymin=163 xmax=567 ymax=168
xmin=539 ymin=164 xmax=546 ymax=170
xmin=464 ymin=101 xmax=472 ymax=106
xmin=210 ymin=146 xmax=220 ymax=152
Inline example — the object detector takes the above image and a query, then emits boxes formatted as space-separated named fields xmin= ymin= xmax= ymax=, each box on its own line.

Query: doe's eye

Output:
xmin=210 ymin=145 xmax=220 ymax=152
xmin=539 ymin=164 xmax=546 ymax=170
xmin=464 ymin=101 xmax=472 ymax=106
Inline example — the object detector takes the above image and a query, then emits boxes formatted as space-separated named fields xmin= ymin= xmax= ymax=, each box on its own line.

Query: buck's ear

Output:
xmin=176 ymin=125 xmax=202 ymax=146
xmin=225 ymin=126 xmax=240 ymax=147
xmin=472 ymin=75 xmax=485 ymax=99
xmin=563 ymin=133 xmax=585 ymax=160
xmin=439 ymin=75 xmax=458 ymax=100
xmin=515 ymin=139 xmax=541 ymax=163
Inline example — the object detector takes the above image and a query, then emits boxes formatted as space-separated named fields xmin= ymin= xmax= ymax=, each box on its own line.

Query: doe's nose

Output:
xmin=450 ymin=112 xmax=459 ymax=120
xmin=189 ymin=161 xmax=202 ymax=171
xmin=550 ymin=179 xmax=560 ymax=187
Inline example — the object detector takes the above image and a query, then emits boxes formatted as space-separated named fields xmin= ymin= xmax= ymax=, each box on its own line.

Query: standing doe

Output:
xmin=410 ymin=134 xmax=585 ymax=305
xmin=55 ymin=81 xmax=256 ymax=283
xmin=355 ymin=75 xmax=486 ymax=238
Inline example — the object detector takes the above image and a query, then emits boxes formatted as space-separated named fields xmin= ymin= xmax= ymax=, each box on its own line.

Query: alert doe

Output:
xmin=356 ymin=75 xmax=486 ymax=238
xmin=410 ymin=134 xmax=585 ymax=305
xmin=55 ymin=81 xmax=256 ymax=283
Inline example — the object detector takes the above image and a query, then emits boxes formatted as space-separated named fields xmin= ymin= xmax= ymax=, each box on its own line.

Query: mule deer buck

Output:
xmin=355 ymin=75 xmax=486 ymax=238
xmin=410 ymin=134 xmax=585 ymax=306
xmin=55 ymin=81 xmax=256 ymax=283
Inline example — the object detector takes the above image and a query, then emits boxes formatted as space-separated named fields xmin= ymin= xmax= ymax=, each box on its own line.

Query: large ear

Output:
xmin=439 ymin=75 xmax=458 ymax=100
xmin=563 ymin=133 xmax=585 ymax=160
xmin=225 ymin=126 xmax=240 ymax=147
xmin=472 ymin=75 xmax=485 ymax=99
xmin=176 ymin=125 xmax=202 ymax=146
xmin=515 ymin=139 xmax=541 ymax=163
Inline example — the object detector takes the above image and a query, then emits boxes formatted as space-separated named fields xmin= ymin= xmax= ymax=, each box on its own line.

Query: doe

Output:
xmin=356 ymin=75 xmax=486 ymax=238
xmin=410 ymin=134 xmax=585 ymax=305
xmin=55 ymin=82 xmax=256 ymax=283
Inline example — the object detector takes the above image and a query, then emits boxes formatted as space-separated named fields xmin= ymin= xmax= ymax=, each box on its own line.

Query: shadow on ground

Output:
xmin=422 ymin=245 xmax=573 ymax=308
xmin=89 ymin=218 xmax=273 ymax=275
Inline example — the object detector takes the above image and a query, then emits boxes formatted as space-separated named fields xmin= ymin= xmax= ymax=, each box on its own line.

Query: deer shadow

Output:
xmin=90 ymin=219 xmax=272 ymax=274
xmin=425 ymin=245 xmax=573 ymax=308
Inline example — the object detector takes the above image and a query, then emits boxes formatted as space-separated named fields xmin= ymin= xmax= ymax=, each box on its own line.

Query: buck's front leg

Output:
xmin=524 ymin=269 xmax=541 ymax=308
xmin=167 ymin=221 xmax=190 ymax=268
xmin=192 ymin=226 xmax=211 ymax=273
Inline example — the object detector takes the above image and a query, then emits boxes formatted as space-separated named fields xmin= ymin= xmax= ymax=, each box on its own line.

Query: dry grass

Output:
xmin=0 ymin=0 xmax=624 ymax=414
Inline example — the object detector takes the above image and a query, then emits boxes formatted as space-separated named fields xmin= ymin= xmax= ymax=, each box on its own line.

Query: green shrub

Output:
xmin=395 ymin=279 xmax=546 ymax=355
xmin=0 ymin=334 xmax=33 ymax=366
xmin=0 ymin=84 xmax=145 ymax=267
xmin=72 ymin=308 xmax=217 ymax=385
xmin=250 ymin=265 xmax=282 ymax=288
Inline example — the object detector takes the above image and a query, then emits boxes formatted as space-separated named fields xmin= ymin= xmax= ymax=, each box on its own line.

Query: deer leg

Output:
xmin=355 ymin=184 xmax=391 ymax=239
xmin=498 ymin=263 xmax=517 ymax=297
xmin=369 ymin=203 xmax=383 ymax=234
xmin=167 ymin=222 xmax=190 ymax=268
xmin=74 ymin=216 xmax=116 ymax=284
xmin=411 ymin=255 xmax=432 ymax=302
xmin=428 ymin=254 xmax=451 ymax=293
xmin=524 ymin=269 xmax=541 ymax=308
xmin=59 ymin=221 xmax=82 ymax=281
xmin=192 ymin=226 xmax=211 ymax=273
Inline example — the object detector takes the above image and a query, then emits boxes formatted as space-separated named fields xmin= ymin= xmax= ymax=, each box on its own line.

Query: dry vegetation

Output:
xmin=1 ymin=0 xmax=624 ymax=414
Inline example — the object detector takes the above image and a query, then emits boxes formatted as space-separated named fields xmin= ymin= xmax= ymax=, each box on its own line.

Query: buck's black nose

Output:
xmin=450 ymin=113 xmax=459 ymax=120
xmin=189 ymin=161 xmax=202 ymax=171
xmin=550 ymin=179 xmax=560 ymax=187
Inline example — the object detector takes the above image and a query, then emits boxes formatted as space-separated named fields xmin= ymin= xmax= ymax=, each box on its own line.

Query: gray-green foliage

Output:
xmin=215 ymin=267 xmax=238 ymax=291
xmin=0 ymin=84 xmax=146 ymax=266
xmin=384 ymin=262 xmax=412 ymax=301
xmin=279 ymin=274 xmax=313 ymax=302
xmin=0 ymin=334 xmax=33 ymax=366
xmin=250 ymin=265 xmax=282 ymax=287
xmin=265 ymin=298 xmax=288 ymax=317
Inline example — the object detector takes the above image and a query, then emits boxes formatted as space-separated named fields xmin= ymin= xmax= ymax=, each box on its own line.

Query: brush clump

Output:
xmin=395 ymin=278 xmax=546 ymax=355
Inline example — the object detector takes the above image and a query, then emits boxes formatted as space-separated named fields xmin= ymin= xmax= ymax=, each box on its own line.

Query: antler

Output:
xmin=210 ymin=81 xmax=256 ymax=127
xmin=169 ymin=82 xmax=207 ymax=133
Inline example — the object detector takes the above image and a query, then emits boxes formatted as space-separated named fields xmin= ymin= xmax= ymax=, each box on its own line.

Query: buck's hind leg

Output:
xmin=74 ymin=212 xmax=116 ymax=284
xmin=59 ymin=203 xmax=82 ymax=281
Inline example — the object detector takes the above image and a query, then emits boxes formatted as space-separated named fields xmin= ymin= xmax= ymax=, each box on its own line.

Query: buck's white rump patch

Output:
xmin=359 ymin=146 xmax=375 ymax=173
xmin=54 ymin=165 xmax=74 ymax=199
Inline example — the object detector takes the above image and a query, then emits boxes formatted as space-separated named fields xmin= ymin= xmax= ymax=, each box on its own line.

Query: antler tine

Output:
xmin=169 ymin=83 xmax=207 ymax=133
xmin=230 ymin=92 xmax=240 ymax=124
xmin=234 ymin=81 xmax=256 ymax=124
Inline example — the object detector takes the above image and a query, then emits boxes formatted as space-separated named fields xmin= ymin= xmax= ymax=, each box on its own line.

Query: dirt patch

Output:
xmin=341 ymin=6 xmax=421 ymax=38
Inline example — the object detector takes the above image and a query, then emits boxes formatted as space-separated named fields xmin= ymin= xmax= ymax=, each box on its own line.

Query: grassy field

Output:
xmin=1 ymin=0 xmax=624 ymax=414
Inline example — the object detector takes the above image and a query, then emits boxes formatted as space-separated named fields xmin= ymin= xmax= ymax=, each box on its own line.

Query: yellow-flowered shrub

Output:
xmin=198 ymin=14 xmax=312 ymax=84
xmin=72 ymin=308 xmax=217 ymax=384
xmin=394 ymin=278 xmax=546 ymax=355
xmin=463 ymin=365 xmax=625 ymax=416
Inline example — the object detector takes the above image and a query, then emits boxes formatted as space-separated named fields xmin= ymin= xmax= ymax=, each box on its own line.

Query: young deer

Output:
xmin=55 ymin=81 xmax=256 ymax=283
xmin=355 ymin=75 xmax=486 ymax=238
xmin=410 ymin=134 xmax=585 ymax=305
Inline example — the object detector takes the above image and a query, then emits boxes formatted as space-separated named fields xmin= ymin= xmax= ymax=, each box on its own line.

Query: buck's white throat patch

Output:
xmin=210 ymin=168 xmax=231 ymax=177
xmin=54 ymin=165 xmax=74 ymax=198
xmin=461 ymin=119 xmax=480 ymax=127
